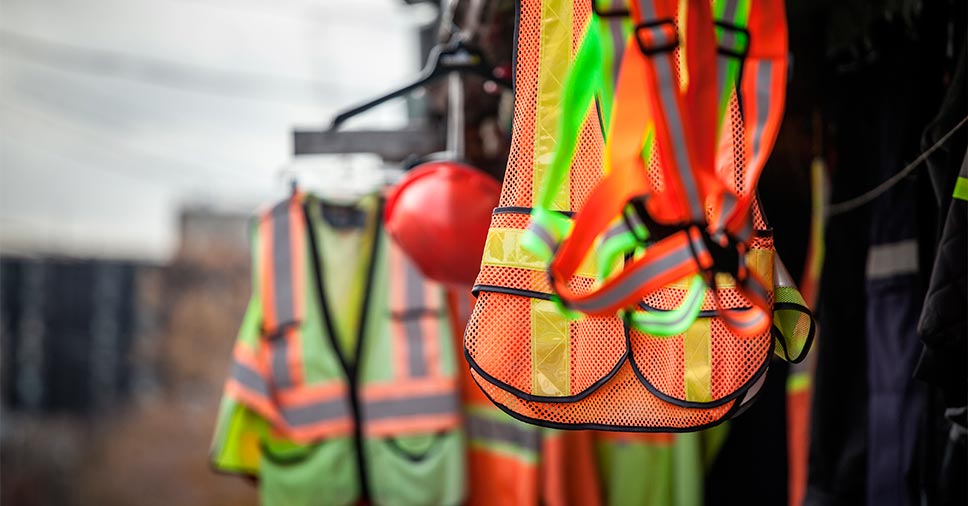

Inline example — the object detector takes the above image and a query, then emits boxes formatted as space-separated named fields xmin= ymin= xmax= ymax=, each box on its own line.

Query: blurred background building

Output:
xmin=1 ymin=0 xmax=439 ymax=504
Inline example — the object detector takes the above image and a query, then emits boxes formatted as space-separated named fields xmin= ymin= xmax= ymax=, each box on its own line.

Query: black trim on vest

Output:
xmin=637 ymin=301 xmax=751 ymax=318
xmin=469 ymin=367 xmax=745 ymax=433
xmin=626 ymin=324 xmax=775 ymax=409
xmin=303 ymin=198 xmax=385 ymax=503
xmin=471 ymin=283 xmax=551 ymax=299
xmin=464 ymin=341 xmax=628 ymax=404
xmin=511 ymin=0 xmax=520 ymax=93
xmin=491 ymin=206 xmax=575 ymax=217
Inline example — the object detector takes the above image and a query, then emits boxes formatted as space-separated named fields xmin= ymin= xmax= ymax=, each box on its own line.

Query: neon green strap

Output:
xmin=627 ymin=275 xmax=706 ymax=336
xmin=953 ymin=177 xmax=968 ymax=201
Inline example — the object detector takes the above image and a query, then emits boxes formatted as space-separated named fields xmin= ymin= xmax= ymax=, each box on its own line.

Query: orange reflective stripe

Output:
xmin=362 ymin=377 xmax=456 ymax=400
xmin=225 ymin=379 xmax=280 ymax=425
xmin=232 ymin=341 xmax=353 ymax=440
xmin=275 ymin=382 xmax=348 ymax=407
xmin=724 ymin=0 xmax=787 ymax=234
xmin=365 ymin=414 xmax=461 ymax=438
xmin=259 ymin=210 xmax=277 ymax=329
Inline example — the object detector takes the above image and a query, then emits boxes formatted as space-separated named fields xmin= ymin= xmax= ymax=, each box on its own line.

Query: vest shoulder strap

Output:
xmin=257 ymin=195 xmax=307 ymax=336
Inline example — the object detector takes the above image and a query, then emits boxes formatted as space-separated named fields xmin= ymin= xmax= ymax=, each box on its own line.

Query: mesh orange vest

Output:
xmin=464 ymin=0 xmax=813 ymax=431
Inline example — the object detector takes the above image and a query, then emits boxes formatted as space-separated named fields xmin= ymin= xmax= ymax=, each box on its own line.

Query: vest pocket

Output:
xmin=365 ymin=429 xmax=466 ymax=506
xmin=259 ymin=436 xmax=359 ymax=506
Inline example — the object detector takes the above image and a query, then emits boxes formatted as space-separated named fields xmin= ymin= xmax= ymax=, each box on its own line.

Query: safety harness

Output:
xmin=525 ymin=0 xmax=786 ymax=337
xmin=464 ymin=0 xmax=812 ymax=431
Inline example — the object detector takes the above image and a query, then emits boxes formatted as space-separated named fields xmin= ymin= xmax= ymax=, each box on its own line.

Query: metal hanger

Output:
xmin=328 ymin=37 xmax=511 ymax=131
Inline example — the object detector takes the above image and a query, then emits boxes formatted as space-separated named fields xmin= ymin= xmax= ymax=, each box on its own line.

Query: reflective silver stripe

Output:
xmin=721 ymin=309 xmax=767 ymax=332
xmin=750 ymin=61 xmax=773 ymax=163
xmin=632 ymin=281 xmax=704 ymax=329
xmin=402 ymin=257 xmax=429 ymax=377
xmin=724 ymin=0 xmax=739 ymax=20
xmin=527 ymin=222 xmax=559 ymax=253
xmin=270 ymin=337 xmax=292 ymax=389
xmin=637 ymin=0 xmax=655 ymax=18
xmin=653 ymin=49 xmax=705 ymax=220
xmin=271 ymin=201 xmax=296 ymax=326
xmin=603 ymin=220 xmax=631 ymax=243
xmin=866 ymin=240 xmax=918 ymax=279
xmin=282 ymin=397 xmax=351 ymax=427
xmin=608 ymin=15 xmax=627 ymax=88
xmin=363 ymin=392 xmax=459 ymax=422
xmin=626 ymin=207 xmax=646 ymax=231
xmin=232 ymin=360 xmax=270 ymax=397
xmin=639 ymin=0 xmax=705 ymax=217
xmin=774 ymin=255 xmax=795 ymax=288
xmin=742 ymin=275 xmax=771 ymax=305
xmin=717 ymin=56 xmax=730 ymax=102
xmin=573 ymin=235 xmax=699 ymax=313
xmin=712 ymin=193 xmax=738 ymax=232
xmin=467 ymin=412 xmax=541 ymax=453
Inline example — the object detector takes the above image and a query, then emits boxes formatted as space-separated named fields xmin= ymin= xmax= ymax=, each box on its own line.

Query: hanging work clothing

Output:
xmin=447 ymin=290 xmax=603 ymax=506
xmin=210 ymin=193 xmax=465 ymax=506
xmin=915 ymin=38 xmax=967 ymax=505
xmin=595 ymin=428 xmax=729 ymax=506
xmin=465 ymin=0 xmax=811 ymax=432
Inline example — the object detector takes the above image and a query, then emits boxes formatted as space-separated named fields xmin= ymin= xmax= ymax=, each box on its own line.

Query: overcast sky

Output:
xmin=0 ymin=0 xmax=435 ymax=261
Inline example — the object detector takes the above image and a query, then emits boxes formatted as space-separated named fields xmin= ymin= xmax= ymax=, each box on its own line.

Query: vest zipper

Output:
xmin=302 ymin=199 xmax=383 ymax=503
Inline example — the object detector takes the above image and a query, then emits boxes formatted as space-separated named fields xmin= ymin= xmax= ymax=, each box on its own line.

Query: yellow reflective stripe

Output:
xmin=683 ymin=319 xmax=712 ymax=402
xmin=667 ymin=249 xmax=774 ymax=290
xmin=482 ymin=227 xmax=598 ymax=278
xmin=531 ymin=299 xmax=571 ymax=396
xmin=747 ymin=248 xmax=774 ymax=287
xmin=532 ymin=0 xmax=574 ymax=210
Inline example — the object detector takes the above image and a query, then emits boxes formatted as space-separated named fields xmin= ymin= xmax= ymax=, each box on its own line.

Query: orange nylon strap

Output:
xmin=546 ymin=0 xmax=779 ymax=337
xmin=722 ymin=0 xmax=788 ymax=236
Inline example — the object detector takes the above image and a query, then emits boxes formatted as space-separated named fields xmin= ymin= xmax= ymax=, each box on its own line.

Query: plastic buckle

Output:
xmin=592 ymin=0 xmax=630 ymax=18
xmin=634 ymin=18 xmax=679 ymax=56
xmin=713 ymin=20 xmax=751 ymax=59
xmin=698 ymin=227 xmax=742 ymax=279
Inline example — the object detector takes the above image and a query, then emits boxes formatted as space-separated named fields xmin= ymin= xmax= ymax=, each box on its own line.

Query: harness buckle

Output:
xmin=713 ymin=20 xmax=751 ymax=59
xmin=698 ymin=227 xmax=742 ymax=280
xmin=633 ymin=18 xmax=679 ymax=56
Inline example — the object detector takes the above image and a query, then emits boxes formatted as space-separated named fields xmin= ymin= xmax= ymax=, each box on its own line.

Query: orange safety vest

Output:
xmin=449 ymin=290 xmax=602 ymax=506
xmin=464 ymin=0 xmax=812 ymax=431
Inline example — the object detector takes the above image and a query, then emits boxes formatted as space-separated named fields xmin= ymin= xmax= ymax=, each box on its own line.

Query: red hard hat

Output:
xmin=384 ymin=160 xmax=501 ymax=288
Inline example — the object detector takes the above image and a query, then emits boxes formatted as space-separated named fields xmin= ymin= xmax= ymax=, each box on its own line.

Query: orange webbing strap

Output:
xmin=259 ymin=196 xmax=308 ymax=391
xmin=361 ymin=240 xmax=459 ymax=437
xmin=719 ymin=0 xmax=788 ymax=236
xmin=546 ymin=0 xmax=785 ymax=337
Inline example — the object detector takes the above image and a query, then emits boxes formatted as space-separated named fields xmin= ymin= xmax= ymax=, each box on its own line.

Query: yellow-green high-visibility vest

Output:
xmin=211 ymin=193 xmax=465 ymax=506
